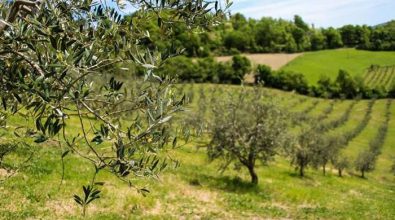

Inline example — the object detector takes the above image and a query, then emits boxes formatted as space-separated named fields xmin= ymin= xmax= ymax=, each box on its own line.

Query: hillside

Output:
xmin=376 ymin=20 xmax=395 ymax=31
xmin=281 ymin=49 xmax=395 ymax=84
xmin=1 ymin=84 xmax=394 ymax=219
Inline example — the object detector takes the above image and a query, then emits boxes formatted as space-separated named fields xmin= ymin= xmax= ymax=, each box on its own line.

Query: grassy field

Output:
xmin=282 ymin=49 xmax=395 ymax=84
xmin=0 ymin=84 xmax=394 ymax=219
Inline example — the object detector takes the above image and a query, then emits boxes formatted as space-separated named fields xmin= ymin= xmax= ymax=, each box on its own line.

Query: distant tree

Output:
xmin=255 ymin=17 xmax=288 ymax=52
xmin=207 ymin=88 xmax=289 ymax=184
xmin=316 ymin=75 xmax=337 ymax=98
xmin=217 ymin=61 xmax=236 ymax=84
xmin=312 ymin=136 xmax=341 ymax=175
xmin=196 ymin=57 xmax=220 ymax=83
xmin=292 ymin=27 xmax=310 ymax=51
xmin=290 ymin=127 xmax=322 ymax=177
xmin=223 ymin=31 xmax=251 ymax=52
xmin=332 ymin=156 xmax=350 ymax=177
xmin=355 ymin=25 xmax=372 ymax=49
xmin=158 ymin=56 xmax=197 ymax=81
xmin=294 ymin=15 xmax=310 ymax=32
xmin=310 ymin=30 xmax=326 ymax=50
xmin=276 ymin=71 xmax=310 ymax=95
xmin=335 ymin=70 xmax=359 ymax=98
xmin=340 ymin=25 xmax=359 ymax=47
xmin=255 ymin=64 xmax=273 ymax=84
xmin=354 ymin=151 xmax=377 ymax=178
xmin=231 ymin=55 xmax=251 ymax=83
xmin=323 ymin=27 xmax=343 ymax=49
xmin=230 ymin=13 xmax=248 ymax=31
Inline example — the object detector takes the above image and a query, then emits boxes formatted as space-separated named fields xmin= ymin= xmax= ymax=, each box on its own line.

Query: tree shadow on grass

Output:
xmin=287 ymin=172 xmax=314 ymax=180
xmin=188 ymin=173 xmax=262 ymax=194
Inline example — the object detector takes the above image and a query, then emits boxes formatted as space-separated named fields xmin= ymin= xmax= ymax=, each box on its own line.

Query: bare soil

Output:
xmin=216 ymin=53 xmax=302 ymax=83
xmin=216 ymin=53 xmax=303 ymax=70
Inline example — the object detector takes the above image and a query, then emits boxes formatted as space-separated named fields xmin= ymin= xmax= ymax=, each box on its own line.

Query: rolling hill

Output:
xmin=1 ymin=84 xmax=394 ymax=219
xmin=281 ymin=49 xmax=395 ymax=84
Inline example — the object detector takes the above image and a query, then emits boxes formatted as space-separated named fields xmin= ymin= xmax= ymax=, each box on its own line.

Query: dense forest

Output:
xmin=128 ymin=13 xmax=395 ymax=57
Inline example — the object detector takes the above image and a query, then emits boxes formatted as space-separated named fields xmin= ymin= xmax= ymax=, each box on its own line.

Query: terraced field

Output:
xmin=0 ymin=84 xmax=394 ymax=219
xmin=364 ymin=65 xmax=395 ymax=90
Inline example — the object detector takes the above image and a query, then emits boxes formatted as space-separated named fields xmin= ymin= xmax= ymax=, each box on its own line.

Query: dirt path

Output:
xmin=216 ymin=53 xmax=303 ymax=83
xmin=216 ymin=53 xmax=303 ymax=70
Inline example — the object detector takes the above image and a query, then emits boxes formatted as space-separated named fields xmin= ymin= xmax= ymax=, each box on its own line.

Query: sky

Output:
xmin=104 ymin=0 xmax=394 ymax=28
xmin=230 ymin=0 xmax=395 ymax=28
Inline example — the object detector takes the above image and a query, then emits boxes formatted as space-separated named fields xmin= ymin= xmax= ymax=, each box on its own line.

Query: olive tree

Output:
xmin=290 ymin=127 xmax=323 ymax=177
xmin=311 ymin=135 xmax=343 ymax=176
xmin=332 ymin=155 xmax=349 ymax=177
xmin=207 ymin=88 xmax=289 ymax=185
xmin=354 ymin=150 xmax=376 ymax=178
xmin=0 ymin=0 xmax=230 ymax=193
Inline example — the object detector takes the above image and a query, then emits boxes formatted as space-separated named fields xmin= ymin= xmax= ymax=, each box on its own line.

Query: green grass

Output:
xmin=282 ymin=49 xmax=395 ymax=84
xmin=0 ymin=84 xmax=394 ymax=219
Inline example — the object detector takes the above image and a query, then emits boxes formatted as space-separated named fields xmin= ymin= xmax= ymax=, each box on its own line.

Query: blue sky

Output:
xmin=230 ymin=0 xmax=395 ymax=27
xmin=105 ymin=0 xmax=394 ymax=28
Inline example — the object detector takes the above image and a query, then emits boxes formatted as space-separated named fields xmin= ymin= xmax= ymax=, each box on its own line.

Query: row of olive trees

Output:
xmin=293 ymin=100 xmax=375 ymax=178
xmin=354 ymin=100 xmax=392 ymax=178
xmin=190 ymin=85 xmax=393 ymax=184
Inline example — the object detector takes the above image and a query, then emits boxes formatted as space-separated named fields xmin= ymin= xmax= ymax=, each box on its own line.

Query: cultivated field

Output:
xmin=1 ymin=84 xmax=394 ymax=219
xmin=216 ymin=53 xmax=303 ymax=70
xmin=216 ymin=53 xmax=303 ymax=83
xmin=282 ymin=49 xmax=395 ymax=84
xmin=364 ymin=65 xmax=395 ymax=90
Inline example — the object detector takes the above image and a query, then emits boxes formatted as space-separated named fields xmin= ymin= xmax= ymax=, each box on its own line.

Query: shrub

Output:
xmin=315 ymin=75 xmax=338 ymax=98
xmin=217 ymin=61 xmax=237 ymax=84
xmin=196 ymin=57 xmax=220 ymax=83
xmin=335 ymin=70 xmax=359 ymax=98
xmin=255 ymin=64 xmax=273 ymax=84
xmin=158 ymin=56 xmax=197 ymax=81
xmin=231 ymin=55 xmax=252 ymax=82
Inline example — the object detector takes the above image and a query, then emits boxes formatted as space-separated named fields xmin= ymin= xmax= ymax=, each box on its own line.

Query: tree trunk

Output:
xmin=299 ymin=165 xmax=304 ymax=177
xmin=361 ymin=170 xmax=365 ymax=178
xmin=247 ymin=165 xmax=258 ymax=185
xmin=338 ymin=169 xmax=342 ymax=177
xmin=322 ymin=164 xmax=326 ymax=176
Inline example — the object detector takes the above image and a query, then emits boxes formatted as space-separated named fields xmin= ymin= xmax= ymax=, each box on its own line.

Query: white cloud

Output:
xmin=231 ymin=0 xmax=395 ymax=27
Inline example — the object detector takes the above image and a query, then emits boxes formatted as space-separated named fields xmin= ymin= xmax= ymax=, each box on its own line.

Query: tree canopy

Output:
xmin=0 ymin=0 xmax=230 ymax=191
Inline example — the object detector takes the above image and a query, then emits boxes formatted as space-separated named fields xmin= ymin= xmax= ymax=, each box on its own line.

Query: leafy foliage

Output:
xmin=120 ymin=11 xmax=395 ymax=57
xmin=354 ymin=150 xmax=377 ymax=178
xmin=74 ymin=184 xmax=101 ymax=216
xmin=158 ymin=55 xmax=251 ymax=84
xmin=0 ymin=0 xmax=230 ymax=196
xmin=207 ymin=87 xmax=289 ymax=184
xmin=332 ymin=156 xmax=350 ymax=177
